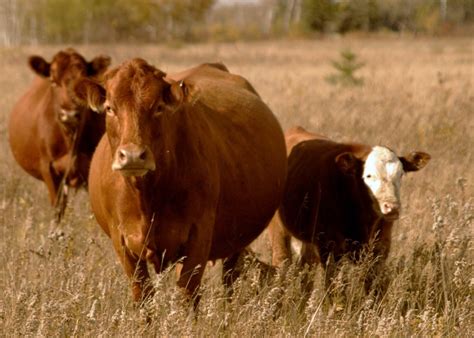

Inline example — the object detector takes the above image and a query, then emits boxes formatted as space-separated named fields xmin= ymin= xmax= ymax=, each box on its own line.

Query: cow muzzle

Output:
xmin=380 ymin=201 xmax=400 ymax=221
xmin=59 ymin=109 xmax=80 ymax=126
xmin=112 ymin=144 xmax=156 ymax=177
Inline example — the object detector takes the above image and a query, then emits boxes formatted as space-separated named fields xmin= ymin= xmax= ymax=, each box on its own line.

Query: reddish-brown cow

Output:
xmin=74 ymin=59 xmax=287 ymax=304
xmin=269 ymin=126 xmax=430 ymax=292
xmin=9 ymin=49 xmax=110 ymax=219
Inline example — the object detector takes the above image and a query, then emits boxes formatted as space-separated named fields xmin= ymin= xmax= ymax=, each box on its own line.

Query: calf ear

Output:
xmin=335 ymin=152 xmax=359 ymax=176
xmin=87 ymin=55 xmax=112 ymax=76
xmin=400 ymin=151 xmax=431 ymax=172
xmin=29 ymin=56 xmax=50 ymax=77
xmin=73 ymin=78 xmax=106 ymax=113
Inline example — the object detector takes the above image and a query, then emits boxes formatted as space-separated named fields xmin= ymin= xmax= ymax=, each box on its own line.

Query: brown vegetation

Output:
xmin=0 ymin=37 xmax=472 ymax=336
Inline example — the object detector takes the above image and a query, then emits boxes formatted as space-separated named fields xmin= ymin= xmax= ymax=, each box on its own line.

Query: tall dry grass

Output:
xmin=0 ymin=37 xmax=472 ymax=336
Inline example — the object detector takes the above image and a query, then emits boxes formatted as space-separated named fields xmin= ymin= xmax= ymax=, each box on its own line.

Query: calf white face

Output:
xmin=362 ymin=146 xmax=404 ymax=220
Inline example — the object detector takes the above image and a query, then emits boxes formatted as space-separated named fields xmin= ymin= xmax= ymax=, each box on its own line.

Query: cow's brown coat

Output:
xmin=75 ymin=60 xmax=287 ymax=303
xmin=9 ymin=49 xmax=110 ymax=216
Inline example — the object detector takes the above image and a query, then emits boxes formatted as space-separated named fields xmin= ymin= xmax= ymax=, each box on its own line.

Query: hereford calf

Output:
xmin=269 ymin=126 xmax=430 ymax=292
xmin=9 ymin=48 xmax=110 ymax=219
xmin=74 ymin=59 xmax=287 ymax=305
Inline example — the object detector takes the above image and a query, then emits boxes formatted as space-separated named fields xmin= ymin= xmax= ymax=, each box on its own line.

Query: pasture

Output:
xmin=0 ymin=37 xmax=472 ymax=336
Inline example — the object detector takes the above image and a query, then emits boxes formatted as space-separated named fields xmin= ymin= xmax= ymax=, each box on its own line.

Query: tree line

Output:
xmin=0 ymin=0 xmax=472 ymax=46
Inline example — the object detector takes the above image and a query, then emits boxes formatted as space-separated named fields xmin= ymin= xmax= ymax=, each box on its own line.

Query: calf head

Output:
xmin=74 ymin=58 xmax=190 ymax=177
xmin=29 ymin=48 xmax=110 ymax=131
xmin=336 ymin=146 xmax=431 ymax=221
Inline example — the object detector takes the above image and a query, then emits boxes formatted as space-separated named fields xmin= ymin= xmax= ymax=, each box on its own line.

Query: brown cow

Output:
xmin=8 ymin=48 xmax=110 ymax=219
xmin=269 ymin=126 xmax=430 ymax=293
xmin=73 ymin=59 xmax=287 ymax=305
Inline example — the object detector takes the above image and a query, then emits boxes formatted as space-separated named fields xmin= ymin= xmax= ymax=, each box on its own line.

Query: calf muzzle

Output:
xmin=381 ymin=201 xmax=400 ymax=221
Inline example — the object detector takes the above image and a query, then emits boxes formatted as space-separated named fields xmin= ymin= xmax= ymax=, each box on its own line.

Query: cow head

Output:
xmin=336 ymin=146 xmax=430 ymax=221
xmin=74 ymin=58 xmax=189 ymax=177
xmin=29 ymin=48 xmax=111 ymax=130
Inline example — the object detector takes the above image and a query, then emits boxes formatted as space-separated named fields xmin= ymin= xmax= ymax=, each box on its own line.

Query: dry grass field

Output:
xmin=0 ymin=37 xmax=472 ymax=336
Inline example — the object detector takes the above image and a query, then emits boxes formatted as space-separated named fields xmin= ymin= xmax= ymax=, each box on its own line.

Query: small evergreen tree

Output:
xmin=326 ymin=49 xmax=365 ymax=86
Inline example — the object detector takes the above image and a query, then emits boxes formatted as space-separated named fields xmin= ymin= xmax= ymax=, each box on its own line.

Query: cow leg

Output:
xmin=322 ymin=251 xmax=341 ymax=294
xmin=222 ymin=251 xmax=242 ymax=298
xmin=298 ymin=242 xmax=319 ymax=266
xmin=55 ymin=185 xmax=68 ymax=223
xmin=297 ymin=242 xmax=319 ymax=304
xmin=111 ymin=233 xmax=154 ymax=303
xmin=40 ymin=159 xmax=61 ymax=206
xmin=51 ymin=153 xmax=82 ymax=186
xmin=365 ymin=223 xmax=393 ymax=296
xmin=268 ymin=213 xmax=292 ymax=268
xmin=49 ymin=155 xmax=75 ymax=222
xmin=53 ymin=153 xmax=90 ymax=188
xmin=176 ymin=215 xmax=214 ymax=309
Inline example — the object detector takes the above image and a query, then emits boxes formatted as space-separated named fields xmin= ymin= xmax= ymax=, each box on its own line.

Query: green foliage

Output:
xmin=336 ymin=0 xmax=381 ymax=33
xmin=8 ymin=0 xmax=216 ymax=44
xmin=301 ymin=0 xmax=474 ymax=34
xmin=2 ymin=0 xmax=474 ymax=45
xmin=326 ymin=49 xmax=365 ymax=86
xmin=301 ymin=0 xmax=338 ymax=32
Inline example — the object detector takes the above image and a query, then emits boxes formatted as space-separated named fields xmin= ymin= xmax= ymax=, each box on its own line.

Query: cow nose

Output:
xmin=381 ymin=202 xmax=400 ymax=219
xmin=117 ymin=148 xmax=147 ymax=165
xmin=112 ymin=144 xmax=156 ymax=176
xmin=60 ymin=109 xmax=80 ymax=123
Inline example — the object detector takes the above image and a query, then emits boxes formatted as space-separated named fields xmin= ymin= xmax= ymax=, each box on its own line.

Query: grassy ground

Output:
xmin=0 ymin=37 xmax=472 ymax=336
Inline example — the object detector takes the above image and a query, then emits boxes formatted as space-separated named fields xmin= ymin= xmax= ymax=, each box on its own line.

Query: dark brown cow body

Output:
xmin=9 ymin=49 xmax=110 ymax=218
xmin=269 ymin=126 xmax=430 ymax=292
xmin=75 ymin=60 xmax=287 ymax=303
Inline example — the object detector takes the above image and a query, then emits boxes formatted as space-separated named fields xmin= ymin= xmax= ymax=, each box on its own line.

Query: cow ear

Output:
xmin=335 ymin=152 xmax=359 ymax=175
xmin=29 ymin=56 xmax=50 ymax=77
xmin=87 ymin=55 xmax=111 ymax=76
xmin=161 ymin=80 xmax=188 ymax=113
xmin=73 ymin=78 xmax=106 ymax=113
xmin=399 ymin=151 xmax=431 ymax=172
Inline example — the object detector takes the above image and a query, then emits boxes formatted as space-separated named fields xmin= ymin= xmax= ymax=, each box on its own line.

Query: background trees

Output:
xmin=0 ymin=0 xmax=472 ymax=46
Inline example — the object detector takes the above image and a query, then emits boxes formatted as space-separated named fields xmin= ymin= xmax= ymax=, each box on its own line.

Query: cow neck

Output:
xmin=155 ymin=105 xmax=205 ymax=190
xmin=47 ymin=83 xmax=83 ymax=178
xmin=78 ymin=111 xmax=105 ymax=156
xmin=330 ymin=168 xmax=376 ymax=244
xmin=119 ymin=176 xmax=157 ymax=261
xmin=49 ymin=84 xmax=78 ymax=148
xmin=348 ymin=176 xmax=382 ymax=243
xmin=125 ymin=176 xmax=155 ymax=219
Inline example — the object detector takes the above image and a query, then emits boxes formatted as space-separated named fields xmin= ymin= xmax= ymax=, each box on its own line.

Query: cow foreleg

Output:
xmin=222 ymin=251 xmax=242 ymax=298
xmin=177 ymin=215 xmax=214 ymax=309
xmin=321 ymin=247 xmax=346 ymax=301
xmin=268 ymin=213 xmax=292 ymax=268
xmin=297 ymin=242 xmax=319 ymax=306
xmin=365 ymin=223 xmax=393 ymax=297
xmin=51 ymin=153 xmax=83 ymax=187
xmin=40 ymin=159 xmax=61 ymax=206
xmin=112 ymin=233 xmax=154 ymax=303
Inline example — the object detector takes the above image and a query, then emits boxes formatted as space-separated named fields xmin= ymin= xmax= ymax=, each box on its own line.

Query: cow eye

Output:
xmin=154 ymin=104 xmax=165 ymax=118
xmin=105 ymin=105 xmax=115 ymax=117
xmin=366 ymin=174 xmax=372 ymax=179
